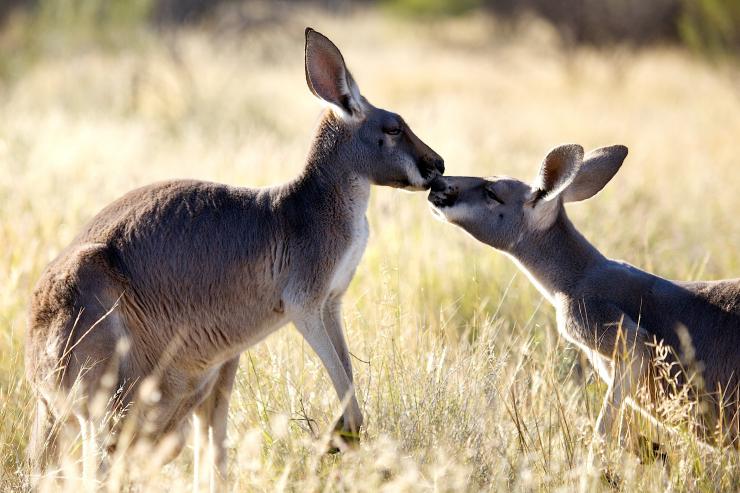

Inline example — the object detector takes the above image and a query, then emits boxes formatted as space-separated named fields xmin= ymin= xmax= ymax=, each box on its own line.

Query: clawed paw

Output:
xmin=326 ymin=417 xmax=360 ymax=454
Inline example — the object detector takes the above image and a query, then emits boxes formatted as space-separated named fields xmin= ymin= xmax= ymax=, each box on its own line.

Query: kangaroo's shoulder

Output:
xmin=576 ymin=259 xmax=659 ymax=299
xmin=578 ymin=260 xmax=740 ymax=330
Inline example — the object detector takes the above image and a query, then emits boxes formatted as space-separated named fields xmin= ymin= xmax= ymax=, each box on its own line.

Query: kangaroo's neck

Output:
xmin=286 ymin=112 xmax=370 ymax=219
xmin=509 ymin=212 xmax=605 ymax=303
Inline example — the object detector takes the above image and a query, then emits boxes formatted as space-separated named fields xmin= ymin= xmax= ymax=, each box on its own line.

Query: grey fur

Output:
xmin=25 ymin=27 xmax=443 ymax=486
xmin=429 ymin=144 xmax=740 ymax=455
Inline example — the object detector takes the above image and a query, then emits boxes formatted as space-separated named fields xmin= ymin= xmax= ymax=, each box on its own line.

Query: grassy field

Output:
xmin=2 ymin=5 xmax=740 ymax=492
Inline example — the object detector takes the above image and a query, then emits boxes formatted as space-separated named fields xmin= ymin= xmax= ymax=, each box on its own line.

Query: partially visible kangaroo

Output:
xmin=25 ymin=27 xmax=444 ymax=488
xmin=428 ymin=145 xmax=740 ymax=461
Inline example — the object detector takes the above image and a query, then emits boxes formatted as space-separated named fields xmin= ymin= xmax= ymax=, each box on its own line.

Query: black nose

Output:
xmin=418 ymin=156 xmax=445 ymax=181
xmin=428 ymin=182 xmax=458 ymax=208
xmin=430 ymin=177 xmax=447 ymax=193
xmin=433 ymin=157 xmax=445 ymax=174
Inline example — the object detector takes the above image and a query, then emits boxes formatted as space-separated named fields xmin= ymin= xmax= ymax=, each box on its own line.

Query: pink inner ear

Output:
xmin=306 ymin=48 xmax=345 ymax=106
xmin=541 ymin=153 xmax=568 ymax=192
xmin=535 ymin=144 xmax=583 ymax=198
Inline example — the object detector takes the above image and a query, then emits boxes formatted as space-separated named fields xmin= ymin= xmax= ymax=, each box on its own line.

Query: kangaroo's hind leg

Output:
xmin=63 ymin=308 xmax=129 ymax=489
xmin=193 ymin=356 xmax=239 ymax=493
xmin=27 ymin=397 xmax=88 ymax=489
xmin=29 ymin=243 xmax=133 ymax=483
xmin=27 ymin=397 xmax=60 ymax=485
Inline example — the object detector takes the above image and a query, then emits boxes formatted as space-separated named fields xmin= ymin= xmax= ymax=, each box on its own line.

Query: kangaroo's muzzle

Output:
xmin=428 ymin=177 xmax=458 ymax=208
xmin=416 ymin=156 xmax=445 ymax=187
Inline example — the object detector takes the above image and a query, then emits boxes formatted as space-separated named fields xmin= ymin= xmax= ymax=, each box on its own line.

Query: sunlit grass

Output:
xmin=1 ymin=6 xmax=740 ymax=491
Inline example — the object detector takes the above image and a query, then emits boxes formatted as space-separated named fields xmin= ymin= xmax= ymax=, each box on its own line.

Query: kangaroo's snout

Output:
xmin=416 ymin=154 xmax=445 ymax=184
xmin=429 ymin=176 xmax=447 ymax=193
xmin=417 ymin=155 xmax=445 ymax=184
xmin=405 ymin=125 xmax=444 ymax=188
xmin=427 ymin=178 xmax=458 ymax=208
xmin=431 ymin=156 xmax=445 ymax=175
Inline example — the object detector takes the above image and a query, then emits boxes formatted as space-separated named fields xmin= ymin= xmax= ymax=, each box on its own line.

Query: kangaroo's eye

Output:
xmin=486 ymin=188 xmax=503 ymax=203
xmin=383 ymin=126 xmax=401 ymax=136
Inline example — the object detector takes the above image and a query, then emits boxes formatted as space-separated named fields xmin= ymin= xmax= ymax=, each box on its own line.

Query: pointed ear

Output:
xmin=562 ymin=145 xmax=628 ymax=202
xmin=304 ymin=28 xmax=363 ymax=118
xmin=528 ymin=144 xmax=584 ymax=206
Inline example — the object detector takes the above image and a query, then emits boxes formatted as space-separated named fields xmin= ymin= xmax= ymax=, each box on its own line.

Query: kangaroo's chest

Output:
xmin=329 ymin=215 xmax=369 ymax=296
xmin=554 ymin=304 xmax=616 ymax=378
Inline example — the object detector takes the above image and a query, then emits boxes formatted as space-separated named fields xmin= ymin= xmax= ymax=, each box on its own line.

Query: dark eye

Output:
xmin=486 ymin=188 xmax=503 ymax=203
xmin=384 ymin=127 xmax=401 ymax=136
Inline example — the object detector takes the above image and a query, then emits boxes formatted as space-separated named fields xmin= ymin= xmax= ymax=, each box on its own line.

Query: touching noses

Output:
xmin=432 ymin=156 xmax=445 ymax=175
xmin=430 ymin=176 xmax=448 ymax=193
xmin=428 ymin=177 xmax=458 ymax=207
xmin=420 ymin=153 xmax=445 ymax=180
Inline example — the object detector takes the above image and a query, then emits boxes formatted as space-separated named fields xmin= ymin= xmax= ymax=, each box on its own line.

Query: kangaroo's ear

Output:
xmin=528 ymin=144 xmax=584 ymax=205
xmin=562 ymin=145 xmax=628 ymax=202
xmin=304 ymin=28 xmax=363 ymax=118
xmin=525 ymin=144 xmax=583 ymax=229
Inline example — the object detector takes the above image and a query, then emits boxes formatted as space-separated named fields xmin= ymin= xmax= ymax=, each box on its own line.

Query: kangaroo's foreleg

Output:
xmin=594 ymin=350 xmax=649 ymax=450
xmin=569 ymin=303 xmax=653 ymax=466
xmin=322 ymin=297 xmax=362 ymax=443
xmin=322 ymin=297 xmax=354 ymax=384
xmin=295 ymin=311 xmax=363 ymax=443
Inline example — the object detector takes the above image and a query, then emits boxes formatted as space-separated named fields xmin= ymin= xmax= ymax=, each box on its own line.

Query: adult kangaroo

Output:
xmin=25 ymin=27 xmax=444 ymax=487
xmin=428 ymin=145 xmax=740 ymax=462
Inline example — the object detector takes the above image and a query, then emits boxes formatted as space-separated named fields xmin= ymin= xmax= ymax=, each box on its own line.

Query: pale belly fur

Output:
xmin=329 ymin=215 xmax=369 ymax=297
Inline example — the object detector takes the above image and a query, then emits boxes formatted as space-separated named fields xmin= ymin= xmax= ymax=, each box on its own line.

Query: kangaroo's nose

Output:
xmin=430 ymin=177 xmax=447 ymax=193
xmin=433 ymin=157 xmax=445 ymax=174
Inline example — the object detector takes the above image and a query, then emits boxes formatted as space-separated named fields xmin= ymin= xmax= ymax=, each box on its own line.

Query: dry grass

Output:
xmin=1 ymin=6 xmax=740 ymax=492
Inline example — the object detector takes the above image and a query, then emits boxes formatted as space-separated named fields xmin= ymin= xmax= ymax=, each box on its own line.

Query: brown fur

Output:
xmin=25 ymin=28 xmax=444 ymax=487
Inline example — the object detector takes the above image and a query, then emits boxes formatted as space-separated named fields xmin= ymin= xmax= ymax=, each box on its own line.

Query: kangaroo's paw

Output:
xmin=327 ymin=417 xmax=360 ymax=454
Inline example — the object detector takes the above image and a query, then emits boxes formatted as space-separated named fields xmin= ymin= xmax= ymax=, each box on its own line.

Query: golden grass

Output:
xmin=2 ymin=6 xmax=740 ymax=491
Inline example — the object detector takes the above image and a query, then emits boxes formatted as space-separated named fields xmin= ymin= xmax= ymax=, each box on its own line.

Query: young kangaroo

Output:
xmin=428 ymin=145 xmax=740 ymax=458
xmin=25 ymin=28 xmax=444 ymax=486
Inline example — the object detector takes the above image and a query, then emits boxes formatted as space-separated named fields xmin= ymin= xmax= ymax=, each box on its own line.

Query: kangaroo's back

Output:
xmin=584 ymin=263 xmax=740 ymax=370
xmin=80 ymin=180 xmax=282 ymax=306
xmin=582 ymin=262 xmax=740 ymax=334
xmin=641 ymin=274 xmax=740 ymax=348
xmin=677 ymin=278 xmax=740 ymax=317
xmin=653 ymin=278 xmax=740 ymax=378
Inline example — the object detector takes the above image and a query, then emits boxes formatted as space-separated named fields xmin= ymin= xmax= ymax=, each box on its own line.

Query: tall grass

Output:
xmin=1 ymin=6 xmax=740 ymax=491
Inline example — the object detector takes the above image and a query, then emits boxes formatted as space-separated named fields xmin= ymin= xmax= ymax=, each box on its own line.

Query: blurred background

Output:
xmin=1 ymin=0 xmax=740 ymax=72
xmin=1 ymin=1 xmax=740 ymax=491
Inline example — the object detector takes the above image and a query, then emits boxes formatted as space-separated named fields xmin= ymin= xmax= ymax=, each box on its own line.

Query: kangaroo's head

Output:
xmin=304 ymin=28 xmax=444 ymax=190
xmin=427 ymin=144 xmax=628 ymax=250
